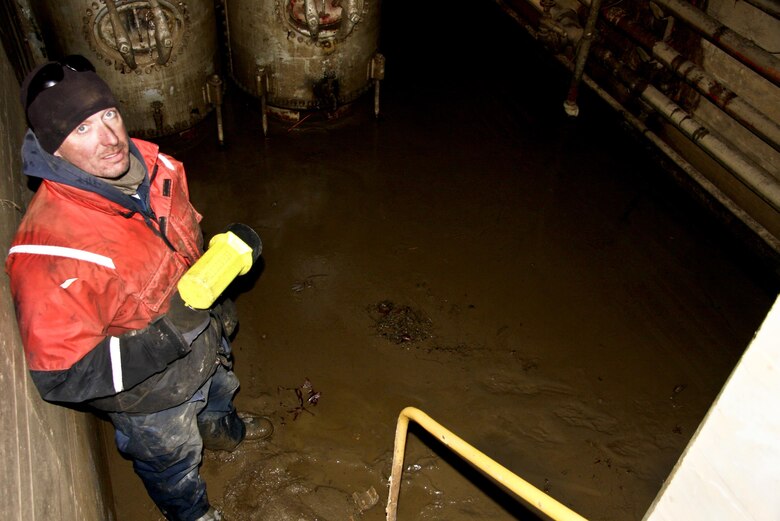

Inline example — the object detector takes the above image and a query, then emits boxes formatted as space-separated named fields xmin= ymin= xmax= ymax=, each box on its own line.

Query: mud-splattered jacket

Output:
xmin=6 ymin=130 xmax=219 ymax=412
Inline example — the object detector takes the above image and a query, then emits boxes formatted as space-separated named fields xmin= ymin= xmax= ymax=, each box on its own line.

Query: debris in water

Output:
xmin=670 ymin=384 xmax=687 ymax=407
xmin=278 ymin=377 xmax=321 ymax=420
xmin=352 ymin=486 xmax=379 ymax=512
xmin=368 ymin=300 xmax=432 ymax=344
xmin=291 ymin=273 xmax=328 ymax=293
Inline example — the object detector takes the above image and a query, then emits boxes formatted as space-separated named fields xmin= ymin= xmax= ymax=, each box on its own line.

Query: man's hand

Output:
xmin=166 ymin=292 xmax=210 ymax=345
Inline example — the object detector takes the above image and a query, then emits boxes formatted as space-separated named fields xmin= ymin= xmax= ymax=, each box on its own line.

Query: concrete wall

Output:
xmin=0 ymin=42 xmax=115 ymax=520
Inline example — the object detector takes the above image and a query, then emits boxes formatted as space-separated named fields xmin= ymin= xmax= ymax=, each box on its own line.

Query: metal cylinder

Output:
xmin=226 ymin=0 xmax=381 ymax=118
xmin=30 ymin=0 xmax=219 ymax=138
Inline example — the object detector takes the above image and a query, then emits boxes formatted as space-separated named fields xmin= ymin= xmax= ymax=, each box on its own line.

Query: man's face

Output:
xmin=54 ymin=107 xmax=130 ymax=179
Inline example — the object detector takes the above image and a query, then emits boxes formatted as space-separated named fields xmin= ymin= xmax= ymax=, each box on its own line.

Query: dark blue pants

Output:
xmin=109 ymin=365 xmax=242 ymax=521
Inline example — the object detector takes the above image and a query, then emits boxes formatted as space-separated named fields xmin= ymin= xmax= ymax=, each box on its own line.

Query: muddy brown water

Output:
xmin=105 ymin=4 xmax=778 ymax=520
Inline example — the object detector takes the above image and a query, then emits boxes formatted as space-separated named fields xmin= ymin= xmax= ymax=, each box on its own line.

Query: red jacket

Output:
xmin=7 ymin=134 xmax=219 ymax=411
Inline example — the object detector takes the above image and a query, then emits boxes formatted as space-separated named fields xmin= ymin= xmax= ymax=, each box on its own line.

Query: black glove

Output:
xmin=114 ymin=292 xmax=210 ymax=388
xmin=165 ymin=292 xmax=211 ymax=345
xmin=90 ymin=300 xmax=209 ymax=398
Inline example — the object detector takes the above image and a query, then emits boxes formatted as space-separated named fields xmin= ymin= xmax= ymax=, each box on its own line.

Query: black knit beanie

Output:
xmin=21 ymin=61 xmax=118 ymax=154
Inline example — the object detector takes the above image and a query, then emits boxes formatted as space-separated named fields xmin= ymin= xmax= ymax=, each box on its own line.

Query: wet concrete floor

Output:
xmin=106 ymin=3 xmax=779 ymax=520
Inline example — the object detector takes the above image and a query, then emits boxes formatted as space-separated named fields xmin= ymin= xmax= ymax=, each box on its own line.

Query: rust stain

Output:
xmin=706 ymin=82 xmax=737 ymax=106
xmin=692 ymin=126 xmax=710 ymax=141
xmin=710 ymin=25 xmax=780 ymax=85
xmin=670 ymin=54 xmax=687 ymax=73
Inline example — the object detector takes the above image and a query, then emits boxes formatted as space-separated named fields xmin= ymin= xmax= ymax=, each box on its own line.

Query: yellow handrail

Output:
xmin=385 ymin=406 xmax=589 ymax=521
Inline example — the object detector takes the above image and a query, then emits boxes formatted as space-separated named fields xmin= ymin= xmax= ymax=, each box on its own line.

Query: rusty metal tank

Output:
xmin=28 ymin=0 xmax=219 ymax=138
xmin=225 ymin=0 xmax=382 ymax=119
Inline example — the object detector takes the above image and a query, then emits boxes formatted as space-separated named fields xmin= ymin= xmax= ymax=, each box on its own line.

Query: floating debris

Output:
xmin=368 ymin=300 xmax=433 ymax=344
xmin=278 ymin=377 xmax=321 ymax=420
xmin=291 ymin=273 xmax=328 ymax=293
xmin=352 ymin=486 xmax=379 ymax=512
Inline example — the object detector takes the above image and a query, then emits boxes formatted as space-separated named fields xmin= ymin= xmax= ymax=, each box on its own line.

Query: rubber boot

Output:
xmin=239 ymin=413 xmax=274 ymax=441
xmin=198 ymin=409 xmax=245 ymax=451
xmin=199 ymin=410 xmax=274 ymax=451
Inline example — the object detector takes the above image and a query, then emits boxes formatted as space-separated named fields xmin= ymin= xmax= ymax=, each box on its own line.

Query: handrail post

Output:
xmin=385 ymin=409 xmax=410 ymax=521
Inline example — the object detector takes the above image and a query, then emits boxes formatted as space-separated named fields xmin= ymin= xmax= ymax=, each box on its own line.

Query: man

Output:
xmin=6 ymin=55 xmax=271 ymax=521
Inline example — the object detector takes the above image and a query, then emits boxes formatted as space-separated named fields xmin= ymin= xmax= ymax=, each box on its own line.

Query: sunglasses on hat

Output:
xmin=24 ymin=55 xmax=96 ymax=112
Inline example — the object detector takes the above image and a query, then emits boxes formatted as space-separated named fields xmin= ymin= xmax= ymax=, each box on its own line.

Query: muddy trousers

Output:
xmin=109 ymin=365 xmax=245 ymax=521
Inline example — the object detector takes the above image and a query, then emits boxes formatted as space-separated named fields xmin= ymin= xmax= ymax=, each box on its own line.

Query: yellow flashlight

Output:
xmin=177 ymin=223 xmax=262 ymax=309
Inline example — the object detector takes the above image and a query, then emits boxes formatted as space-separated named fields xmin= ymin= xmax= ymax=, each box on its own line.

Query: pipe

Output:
xmin=594 ymin=46 xmax=780 ymax=214
xmin=206 ymin=75 xmax=225 ymax=145
xmin=740 ymin=0 xmax=780 ymax=20
xmin=370 ymin=53 xmax=385 ymax=118
xmin=339 ymin=0 xmax=360 ymax=39
xmin=304 ymin=0 xmax=320 ymax=38
xmin=256 ymin=67 xmax=269 ymax=137
xmin=507 ymin=0 xmax=584 ymax=49
xmin=219 ymin=0 xmax=234 ymax=77
xmin=579 ymin=70 xmax=780 ymax=255
xmin=373 ymin=76 xmax=381 ymax=118
xmin=385 ymin=407 xmax=589 ymax=521
xmin=643 ymin=85 xmax=780 ymax=212
xmin=149 ymin=0 xmax=173 ymax=65
xmin=563 ymin=0 xmax=602 ymax=116
xmin=650 ymin=0 xmax=780 ymax=87
xmin=602 ymin=6 xmax=780 ymax=153
xmin=105 ymin=0 xmax=136 ymax=70
xmin=495 ymin=0 xmax=542 ymax=36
